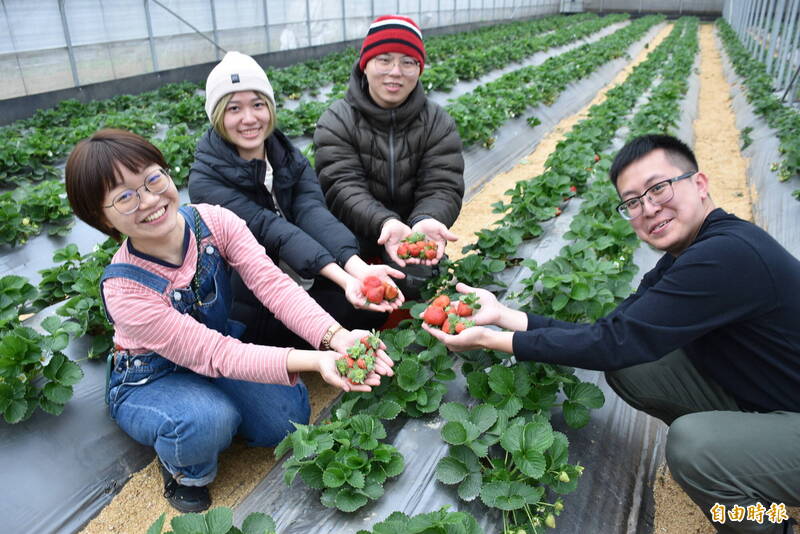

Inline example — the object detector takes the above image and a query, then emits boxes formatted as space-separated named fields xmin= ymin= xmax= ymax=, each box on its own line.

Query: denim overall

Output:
xmin=101 ymin=206 xmax=309 ymax=486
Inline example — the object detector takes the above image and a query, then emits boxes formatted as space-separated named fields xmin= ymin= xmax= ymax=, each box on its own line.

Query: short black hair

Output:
xmin=609 ymin=134 xmax=698 ymax=187
xmin=65 ymin=129 xmax=168 ymax=242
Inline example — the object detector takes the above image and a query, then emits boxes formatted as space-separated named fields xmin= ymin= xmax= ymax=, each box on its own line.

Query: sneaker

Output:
xmin=160 ymin=463 xmax=211 ymax=513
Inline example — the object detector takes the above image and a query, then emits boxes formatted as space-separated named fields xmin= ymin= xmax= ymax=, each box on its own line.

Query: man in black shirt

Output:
xmin=427 ymin=135 xmax=800 ymax=534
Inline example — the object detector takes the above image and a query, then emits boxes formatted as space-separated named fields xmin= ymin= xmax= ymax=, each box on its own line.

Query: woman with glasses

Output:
xmin=423 ymin=134 xmax=800 ymax=534
xmin=314 ymin=15 xmax=465 ymax=299
xmin=188 ymin=51 xmax=402 ymax=351
xmin=65 ymin=129 xmax=394 ymax=513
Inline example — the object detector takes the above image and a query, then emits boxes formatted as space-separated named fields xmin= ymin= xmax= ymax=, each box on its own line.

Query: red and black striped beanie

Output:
xmin=358 ymin=15 xmax=426 ymax=73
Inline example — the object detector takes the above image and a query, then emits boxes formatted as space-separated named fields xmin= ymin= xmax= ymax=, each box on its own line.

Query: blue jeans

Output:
xmin=108 ymin=352 xmax=309 ymax=486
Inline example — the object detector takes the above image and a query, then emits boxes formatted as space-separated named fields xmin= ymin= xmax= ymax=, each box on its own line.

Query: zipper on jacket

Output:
xmin=388 ymin=110 xmax=396 ymax=201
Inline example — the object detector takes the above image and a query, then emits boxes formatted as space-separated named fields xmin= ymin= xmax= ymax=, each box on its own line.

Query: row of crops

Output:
xmin=0 ymin=10 xmax=791 ymax=532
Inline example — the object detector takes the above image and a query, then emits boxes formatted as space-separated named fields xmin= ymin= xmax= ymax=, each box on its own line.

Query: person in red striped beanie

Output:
xmin=314 ymin=15 xmax=465 ymax=300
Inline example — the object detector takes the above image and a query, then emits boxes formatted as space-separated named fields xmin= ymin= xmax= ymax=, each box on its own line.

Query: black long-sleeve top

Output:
xmin=512 ymin=209 xmax=800 ymax=413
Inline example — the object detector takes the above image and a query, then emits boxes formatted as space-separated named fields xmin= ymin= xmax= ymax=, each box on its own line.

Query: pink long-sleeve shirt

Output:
xmin=102 ymin=203 xmax=337 ymax=385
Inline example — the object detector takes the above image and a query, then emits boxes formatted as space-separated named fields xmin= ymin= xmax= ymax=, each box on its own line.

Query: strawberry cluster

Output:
xmin=422 ymin=293 xmax=480 ymax=334
xmin=361 ymin=275 xmax=399 ymax=304
xmin=397 ymin=232 xmax=437 ymax=260
xmin=335 ymin=330 xmax=381 ymax=384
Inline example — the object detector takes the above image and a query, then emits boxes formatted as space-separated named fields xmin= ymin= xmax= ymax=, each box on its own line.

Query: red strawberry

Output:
xmin=455 ymin=322 xmax=468 ymax=334
xmin=346 ymin=356 xmax=355 ymax=368
xmin=363 ymin=276 xmax=382 ymax=288
xmin=422 ymin=305 xmax=447 ymax=326
xmin=456 ymin=301 xmax=473 ymax=317
xmin=431 ymin=295 xmax=450 ymax=308
xmin=594 ymin=154 xmax=601 ymax=162
xmin=425 ymin=248 xmax=436 ymax=259
xmin=442 ymin=318 xmax=452 ymax=334
xmin=383 ymin=283 xmax=399 ymax=300
xmin=397 ymin=243 xmax=409 ymax=258
xmin=356 ymin=358 xmax=366 ymax=369
xmin=408 ymin=243 xmax=420 ymax=257
xmin=555 ymin=207 xmax=562 ymax=216
xmin=365 ymin=285 xmax=385 ymax=304
xmin=569 ymin=185 xmax=577 ymax=193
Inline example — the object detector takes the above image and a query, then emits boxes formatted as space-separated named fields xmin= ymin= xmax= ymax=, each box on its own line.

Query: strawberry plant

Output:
xmin=0 ymin=275 xmax=38 ymax=328
xmin=0 ymin=316 xmax=84 ymax=423
xmin=147 ymin=507 xmax=276 ymax=534
xmin=355 ymin=506 xmax=482 ymax=534
xmin=275 ymin=413 xmax=404 ymax=513
xmin=717 ymin=18 xmax=800 ymax=193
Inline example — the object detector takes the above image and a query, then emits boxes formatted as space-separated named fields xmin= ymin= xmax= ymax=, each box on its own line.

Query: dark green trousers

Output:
xmin=605 ymin=350 xmax=800 ymax=534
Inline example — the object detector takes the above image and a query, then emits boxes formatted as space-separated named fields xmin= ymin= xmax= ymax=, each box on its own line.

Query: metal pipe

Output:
xmin=777 ymin=0 xmax=800 ymax=89
xmin=57 ymin=0 xmax=81 ymax=87
xmin=341 ymin=0 xmax=347 ymax=41
xmin=766 ymin=0 xmax=786 ymax=73
xmin=150 ymin=0 xmax=226 ymax=54
xmin=747 ymin=0 xmax=767 ymax=57
xmin=1 ymin=0 xmax=30 ymax=94
xmin=759 ymin=0 xmax=776 ymax=64
xmin=209 ymin=0 xmax=220 ymax=61
xmin=784 ymin=0 xmax=800 ymax=99
xmin=261 ymin=0 xmax=271 ymax=52
xmin=305 ymin=0 xmax=311 ymax=47
xmin=144 ymin=0 xmax=159 ymax=71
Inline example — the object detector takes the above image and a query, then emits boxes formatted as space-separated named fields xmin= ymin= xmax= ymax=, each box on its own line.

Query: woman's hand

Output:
xmin=317 ymin=350 xmax=380 ymax=392
xmin=407 ymin=218 xmax=458 ymax=266
xmin=377 ymin=218 xmax=412 ymax=267
xmin=330 ymin=328 xmax=395 ymax=377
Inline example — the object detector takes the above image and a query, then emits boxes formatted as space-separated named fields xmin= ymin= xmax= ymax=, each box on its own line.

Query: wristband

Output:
xmin=320 ymin=323 xmax=343 ymax=351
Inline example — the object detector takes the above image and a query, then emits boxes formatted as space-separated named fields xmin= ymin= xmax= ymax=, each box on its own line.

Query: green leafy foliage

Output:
xmin=146 ymin=507 xmax=277 ymax=534
xmin=275 ymin=415 xmax=404 ymax=513
xmin=355 ymin=506 xmax=483 ymax=534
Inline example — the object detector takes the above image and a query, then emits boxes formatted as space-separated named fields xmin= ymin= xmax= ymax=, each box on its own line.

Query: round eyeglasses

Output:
xmin=371 ymin=55 xmax=420 ymax=75
xmin=616 ymin=171 xmax=697 ymax=220
xmin=103 ymin=168 xmax=171 ymax=215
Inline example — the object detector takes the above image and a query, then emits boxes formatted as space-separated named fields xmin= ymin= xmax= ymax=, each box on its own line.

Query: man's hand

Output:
xmin=422 ymin=323 xmax=490 ymax=352
xmin=377 ymin=218 xmax=412 ymax=266
xmin=452 ymin=282 xmax=502 ymax=326
xmin=408 ymin=218 xmax=458 ymax=265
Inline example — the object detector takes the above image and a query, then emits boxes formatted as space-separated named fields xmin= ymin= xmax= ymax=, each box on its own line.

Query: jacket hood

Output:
xmin=344 ymin=62 xmax=427 ymax=129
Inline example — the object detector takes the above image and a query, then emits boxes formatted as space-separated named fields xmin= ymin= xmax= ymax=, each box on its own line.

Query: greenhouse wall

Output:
xmin=582 ymin=0 xmax=723 ymax=17
xmin=722 ymin=0 xmax=800 ymax=103
xmin=0 ymin=0 xmax=560 ymax=105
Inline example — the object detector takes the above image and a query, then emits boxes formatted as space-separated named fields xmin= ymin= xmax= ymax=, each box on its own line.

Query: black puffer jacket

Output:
xmin=314 ymin=64 xmax=465 ymax=242
xmin=188 ymin=127 xmax=359 ymax=279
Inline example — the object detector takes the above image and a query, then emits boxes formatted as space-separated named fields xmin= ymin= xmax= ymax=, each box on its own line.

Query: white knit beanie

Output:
xmin=204 ymin=51 xmax=275 ymax=121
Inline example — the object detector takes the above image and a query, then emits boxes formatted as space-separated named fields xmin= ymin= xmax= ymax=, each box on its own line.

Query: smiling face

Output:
xmin=364 ymin=53 xmax=420 ymax=109
xmin=102 ymin=163 xmax=183 ymax=255
xmin=222 ymin=91 xmax=272 ymax=160
xmin=615 ymin=149 xmax=715 ymax=256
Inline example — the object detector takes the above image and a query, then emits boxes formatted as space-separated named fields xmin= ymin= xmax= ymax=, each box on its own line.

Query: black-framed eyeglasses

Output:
xmin=616 ymin=171 xmax=697 ymax=220
xmin=103 ymin=168 xmax=171 ymax=215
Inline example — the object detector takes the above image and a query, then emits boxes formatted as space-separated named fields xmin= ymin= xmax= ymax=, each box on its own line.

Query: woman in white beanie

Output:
xmin=189 ymin=51 xmax=402 ymax=349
